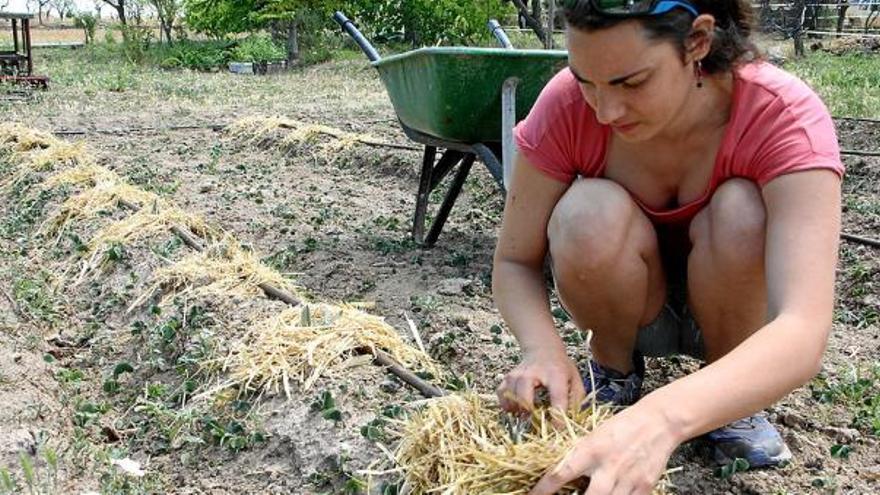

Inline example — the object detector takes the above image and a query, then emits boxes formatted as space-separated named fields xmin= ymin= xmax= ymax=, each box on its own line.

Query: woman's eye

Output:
xmin=622 ymin=79 xmax=647 ymax=89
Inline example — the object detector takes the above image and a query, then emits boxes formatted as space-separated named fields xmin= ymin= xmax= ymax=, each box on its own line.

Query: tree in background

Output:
xmin=347 ymin=0 xmax=512 ymax=46
xmin=74 ymin=12 xmax=97 ymax=43
xmin=184 ymin=0 xmax=329 ymax=62
xmin=101 ymin=0 xmax=127 ymax=25
xmin=27 ymin=0 xmax=53 ymax=24
xmin=50 ymin=0 xmax=76 ymax=20
xmin=151 ymin=0 xmax=181 ymax=43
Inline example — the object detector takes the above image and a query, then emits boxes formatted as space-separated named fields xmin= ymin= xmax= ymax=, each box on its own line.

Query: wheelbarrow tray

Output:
xmin=373 ymin=47 xmax=568 ymax=144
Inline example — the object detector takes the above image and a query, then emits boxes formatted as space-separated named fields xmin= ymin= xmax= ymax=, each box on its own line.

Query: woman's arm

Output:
xmin=644 ymin=169 xmax=841 ymax=441
xmin=494 ymin=154 xmax=570 ymax=353
xmin=493 ymin=153 xmax=582 ymax=412
xmin=529 ymin=169 xmax=842 ymax=494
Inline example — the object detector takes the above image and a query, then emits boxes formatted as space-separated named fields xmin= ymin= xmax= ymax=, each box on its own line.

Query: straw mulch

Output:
xmin=226 ymin=115 xmax=392 ymax=155
xmin=41 ymin=169 xmax=159 ymax=238
xmin=130 ymin=237 xmax=299 ymax=310
xmin=0 ymin=123 xmax=92 ymax=190
xmin=221 ymin=302 xmax=444 ymax=397
xmin=382 ymin=393 xmax=670 ymax=495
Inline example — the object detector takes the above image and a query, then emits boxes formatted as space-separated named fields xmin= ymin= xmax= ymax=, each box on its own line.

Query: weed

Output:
xmin=12 ymin=272 xmax=57 ymax=323
xmin=410 ymin=294 xmax=441 ymax=314
xmin=830 ymin=444 xmax=853 ymax=459
xmin=811 ymin=364 xmax=880 ymax=435
xmin=715 ymin=457 xmax=749 ymax=479
xmin=311 ymin=390 xmax=343 ymax=423
xmin=786 ymin=52 xmax=880 ymax=118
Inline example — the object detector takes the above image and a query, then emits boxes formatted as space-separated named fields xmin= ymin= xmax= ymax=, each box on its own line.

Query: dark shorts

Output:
xmin=636 ymin=221 xmax=704 ymax=359
xmin=635 ymin=273 xmax=704 ymax=359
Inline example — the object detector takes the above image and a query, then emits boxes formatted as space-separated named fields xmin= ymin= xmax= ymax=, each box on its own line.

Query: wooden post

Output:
xmin=12 ymin=19 xmax=19 ymax=53
xmin=24 ymin=18 xmax=33 ymax=76
xmin=546 ymin=0 xmax=556 ymax=49
xmin=793 ymin=0 xmax=805 ymax=57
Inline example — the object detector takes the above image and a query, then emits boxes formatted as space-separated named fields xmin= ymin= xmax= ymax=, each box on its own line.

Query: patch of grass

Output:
xmin=785 ymin=52 xmax=880 ymax=118
xmin=12 ymin=273 xmax=57 ymax=324
xmin=811 ymin=364 xmax=880 ymax=435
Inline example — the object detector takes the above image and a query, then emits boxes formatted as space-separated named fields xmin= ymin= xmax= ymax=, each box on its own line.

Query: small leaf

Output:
xmin=103 ymin=379 xmax=120 ymax=394
xmin=733 ymin=458 xmax=750 ymax=472
xmin=322 ymin=408 xmax=342 ymax=422
xmin=321 ymin=390 xmax=334 ymax=410
xmin=113 ymin=362 xmax=135 ymax=378
xmin=300 ymin=305 xmax=312 ymax=327
xmin=830 ymin=444 xmax=852 ymax=459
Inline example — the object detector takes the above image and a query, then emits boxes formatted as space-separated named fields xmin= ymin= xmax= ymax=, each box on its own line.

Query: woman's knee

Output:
xmin=547 ymin=178 xmax=643 ymax=271
xmin=691 ymin=178 xmax=766 ymax=265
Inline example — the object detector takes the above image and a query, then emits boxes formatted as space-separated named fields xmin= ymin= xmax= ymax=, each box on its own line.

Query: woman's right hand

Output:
xmin=496 ymin=347 xmax=586 ymax=414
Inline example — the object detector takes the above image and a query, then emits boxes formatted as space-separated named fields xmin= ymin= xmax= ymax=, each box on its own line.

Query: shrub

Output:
xmin=231 ymin=34 xmax=287 ymax=63
xmin=73 ymin=13 xmax=97 ymax=44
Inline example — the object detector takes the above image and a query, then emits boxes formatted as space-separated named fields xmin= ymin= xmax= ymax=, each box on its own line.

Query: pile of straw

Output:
xmin=0 ymin=123 xmax=92 ymax=190
xmin=131 ymin=237 xmax=298 ymax=309
xmin=225 ymin=302 xmax=443 ymax=397
xmin=226 ymin=115 xmax=386 ymax=155
xmin=386 ymin=393 xmax=669 ymax=495
xmin=0 ymin=122 xmax=57 ymax=153
xmin=41 ymin=174 xmax=159 ymax=237
xmin=42 ymin=163 xmax=119 ymax=189
xmin=86 ymin=204 xmax=208 ymax=252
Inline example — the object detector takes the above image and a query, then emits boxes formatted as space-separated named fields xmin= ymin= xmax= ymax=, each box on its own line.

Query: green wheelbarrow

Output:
xmin=333 ymin=12 xmax=567 ymax=246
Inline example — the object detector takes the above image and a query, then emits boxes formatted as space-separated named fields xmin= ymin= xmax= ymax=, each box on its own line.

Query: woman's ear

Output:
xmin=687 ymin=14 xmax=716 ymax=62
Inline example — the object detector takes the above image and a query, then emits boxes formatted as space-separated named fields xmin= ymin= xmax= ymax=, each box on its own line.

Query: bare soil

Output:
xmin=0 ymin=47 xmax=877 ymax=494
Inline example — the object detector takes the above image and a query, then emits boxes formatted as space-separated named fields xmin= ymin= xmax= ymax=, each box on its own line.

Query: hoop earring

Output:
xmin=694 ymin=60 xmax=704 ymax=88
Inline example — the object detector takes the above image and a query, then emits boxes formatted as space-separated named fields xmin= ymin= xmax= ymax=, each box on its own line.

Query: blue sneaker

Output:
xmin=706 ymin=413 xmax=793 ymax=468
xmin=582 ymin=352 xmax=645 ymax=406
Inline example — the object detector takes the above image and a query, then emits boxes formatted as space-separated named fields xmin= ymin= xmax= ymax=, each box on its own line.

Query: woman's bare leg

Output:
xmin=688 ymin=178 xmax=768 ymax=363
xmin=548 ymin=178 xmax=667 ymax=373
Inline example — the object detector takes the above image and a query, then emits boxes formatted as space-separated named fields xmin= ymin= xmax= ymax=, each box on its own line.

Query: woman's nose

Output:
xmin=594 ymin=90 xmax=627 ymax=126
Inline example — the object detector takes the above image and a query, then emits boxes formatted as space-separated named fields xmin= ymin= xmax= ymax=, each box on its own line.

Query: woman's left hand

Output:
xmin=529 ymin=401 xmax=681 ymax=495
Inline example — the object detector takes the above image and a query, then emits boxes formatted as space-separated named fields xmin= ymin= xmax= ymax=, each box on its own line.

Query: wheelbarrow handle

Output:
xmin=487 ymin=19 xmax=514 ymax=49
xmin=332 ymin=12 xmax=381 ymax=62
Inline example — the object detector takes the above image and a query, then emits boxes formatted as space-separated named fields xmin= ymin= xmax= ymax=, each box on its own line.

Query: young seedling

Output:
xmin=311 ymin=390 xmax=343 ymax=423
xmin=830 ymin=444 xmax=853 ymax=459
xmin=715 ymin=457 xmax=749 ymax=480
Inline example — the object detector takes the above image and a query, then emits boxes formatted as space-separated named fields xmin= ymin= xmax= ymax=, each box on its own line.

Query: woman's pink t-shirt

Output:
xmin=513 ymin=61 xmax=845 ymax=224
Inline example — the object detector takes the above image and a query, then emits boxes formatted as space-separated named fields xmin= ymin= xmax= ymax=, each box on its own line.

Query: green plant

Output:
xmin=74 ymin=13 xmax=98 ymax=44
xmin=120 ymin=25 xmax=155 ymax=64
xmin=830 ymin=444 xmax=853 ymax=459
xmin=811 ymin=364 xmax=880 ymax=435
xmin=232 ymin=34 xmax=287 ymax=63
xmin=155 ymin=40 xmax=235 ymax=71
xmin=785 ymin=52 xmax=880 ymax=119
xmin=715 ymin=457 xmax=749 ymax=479
xmin=348 ymin=0 xmax=512 ymax=45
xmin=12 ymin=274 xmax=56 ymax=324
xmin=311 ymin=390 xmax=343 ymax=422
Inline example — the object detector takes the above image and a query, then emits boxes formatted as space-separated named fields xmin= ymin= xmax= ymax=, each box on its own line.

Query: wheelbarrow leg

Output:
xmin=424 ymin=154 xmax=475 ymax=247
xmin=413 ymin=146 xmax=467 ymax=245
xmin=413 ymin=145 xmax=437 ymax=244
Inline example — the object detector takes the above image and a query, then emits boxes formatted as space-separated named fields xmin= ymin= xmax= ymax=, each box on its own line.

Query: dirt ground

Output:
xmin=0 ymin=45 xmax=878 ymax=494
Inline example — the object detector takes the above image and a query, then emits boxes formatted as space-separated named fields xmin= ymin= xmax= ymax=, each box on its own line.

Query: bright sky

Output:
xmin=4 ymin=0 xmax=102 ymax=16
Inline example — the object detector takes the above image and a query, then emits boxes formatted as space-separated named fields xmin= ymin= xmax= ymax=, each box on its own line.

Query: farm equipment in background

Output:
xmin=333 ymin=12 xmax=566 ymax=247
xmin=1 ymin=12 xmax=49 ymax=89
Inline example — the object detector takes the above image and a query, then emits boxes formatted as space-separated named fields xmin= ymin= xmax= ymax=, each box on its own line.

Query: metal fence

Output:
xmin=752 ymin=1 xmax=880 ymax=55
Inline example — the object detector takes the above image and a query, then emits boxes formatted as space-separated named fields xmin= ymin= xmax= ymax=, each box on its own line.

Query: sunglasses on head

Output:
xmin=565 ymin=0 xmax=699 ymax=18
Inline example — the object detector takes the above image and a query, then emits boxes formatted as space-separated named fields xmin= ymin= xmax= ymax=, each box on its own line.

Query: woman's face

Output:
xmin=566 ymin=20 xmax=696 ymax=142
